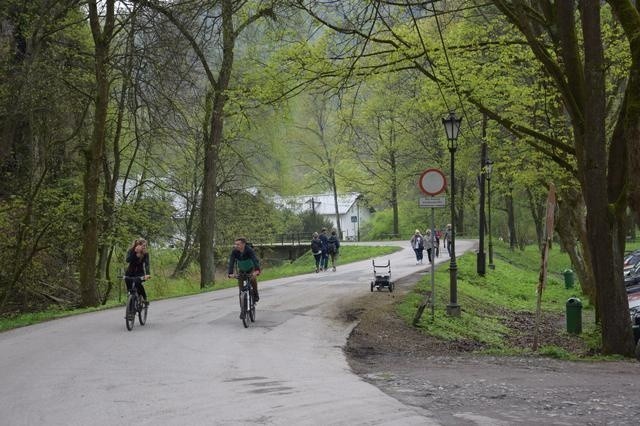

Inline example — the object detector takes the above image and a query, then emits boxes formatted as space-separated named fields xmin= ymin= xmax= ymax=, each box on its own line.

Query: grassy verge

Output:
xmin=0 ymin=244 xmax=400 ymax=332
xmin=398 ymin=241 xmax=604 ymax=359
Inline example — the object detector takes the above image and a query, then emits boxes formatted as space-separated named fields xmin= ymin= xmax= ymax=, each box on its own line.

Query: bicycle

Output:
xmin=236 ymin=272 xmax=256 ymax=328
xmin=123 ymin=276 xmax=148 ymax=331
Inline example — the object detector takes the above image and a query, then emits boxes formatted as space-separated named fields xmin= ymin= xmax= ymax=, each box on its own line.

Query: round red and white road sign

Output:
xmin=418 ymin=168 xmax=447 ymax=196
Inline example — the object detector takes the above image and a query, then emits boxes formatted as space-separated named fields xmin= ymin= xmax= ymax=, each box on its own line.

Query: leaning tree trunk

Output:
xmin=555 ymin=188 xmax=597 ymax=309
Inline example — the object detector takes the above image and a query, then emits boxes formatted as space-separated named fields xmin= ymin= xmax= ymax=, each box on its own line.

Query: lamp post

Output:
xmin=486 ymin=159 xmax=495 ymax=269
xmin=442 ymin=111 xmax=462 ymax=317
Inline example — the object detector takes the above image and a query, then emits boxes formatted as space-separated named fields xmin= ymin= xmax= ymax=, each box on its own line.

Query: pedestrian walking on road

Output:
xmin=410 ymin=230 xmax=425 ymax=264
xmin=443 ymin=224 xmax=452 ymax=256
xmin=327 ymin=230 xmax=340 ymax=271
xmin=319 ymin=227 xmax=329 ymax=271
xmin=425 ymin=229 xmax=434 ymax=263
xmin=310 ymin=232 xmax=323 ymax=273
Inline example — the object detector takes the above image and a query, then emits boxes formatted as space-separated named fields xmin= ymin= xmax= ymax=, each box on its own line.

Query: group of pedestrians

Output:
xmin=410 ymin=224 xmax=452 ymax=264
xmin=310 ymin=227 xmax=340 ymax=272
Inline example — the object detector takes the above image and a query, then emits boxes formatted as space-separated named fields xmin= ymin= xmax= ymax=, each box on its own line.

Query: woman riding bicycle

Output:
xmin=125 ymin=238 xmax=151 ymax=305
xmin=227 ymin=237 xmax=261 ymax=302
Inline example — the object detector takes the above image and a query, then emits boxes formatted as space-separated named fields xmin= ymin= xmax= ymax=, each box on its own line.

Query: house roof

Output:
xmin=273 ymin=192 xmax=361 ymax=215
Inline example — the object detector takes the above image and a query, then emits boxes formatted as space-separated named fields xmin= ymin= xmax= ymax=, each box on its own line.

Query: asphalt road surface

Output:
xmin=0 ymin=240 xmax=474 ymax=426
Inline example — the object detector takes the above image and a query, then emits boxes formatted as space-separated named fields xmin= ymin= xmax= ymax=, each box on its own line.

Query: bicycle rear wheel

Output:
xmin=138 ymin=300 xmax=148 ymax=325
xmin=241 ymin=292 xmax=249 ymax=328
xmin=125 ymin=295 xmax=136 ymax=331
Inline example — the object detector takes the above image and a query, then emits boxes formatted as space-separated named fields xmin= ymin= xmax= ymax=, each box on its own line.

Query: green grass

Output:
xmin=398 ymin=241 xmax=597 ymax=358
xmin=0 ymin=244 xmax=399 ymax=332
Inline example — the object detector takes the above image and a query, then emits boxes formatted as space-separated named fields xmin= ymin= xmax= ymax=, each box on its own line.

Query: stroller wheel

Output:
xmin=389 ymin=282 xmax=394 ymax=292
xmin=370 ymin=282 xmax=374 ymax=292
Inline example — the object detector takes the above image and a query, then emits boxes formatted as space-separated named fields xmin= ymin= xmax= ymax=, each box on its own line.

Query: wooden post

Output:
xmin=533 ymin=183 xmax=557 ymax=351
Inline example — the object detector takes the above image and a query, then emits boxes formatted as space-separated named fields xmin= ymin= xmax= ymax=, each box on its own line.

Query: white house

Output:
xmin=273 ymin=192 xmax=371 ymax=240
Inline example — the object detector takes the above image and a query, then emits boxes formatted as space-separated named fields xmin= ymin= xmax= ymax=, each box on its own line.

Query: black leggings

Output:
xmin=125 ymin=277 xmax=147 ymax=301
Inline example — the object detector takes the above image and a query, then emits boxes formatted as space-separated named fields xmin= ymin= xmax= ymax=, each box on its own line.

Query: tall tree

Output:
xmin=139 ymin=0 xmax=276 ymax=287
xmin=78 ymin=0 xmax=116 ymax=307
xmin=489 ymin=0 xmax=635 ymax=356
xmin=292 ymin=93 xmax=345 ymax=237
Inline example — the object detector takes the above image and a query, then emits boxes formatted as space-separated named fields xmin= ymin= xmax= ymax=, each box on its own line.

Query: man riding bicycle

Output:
xmin=227 ymin=237 xmax=261 ymax=306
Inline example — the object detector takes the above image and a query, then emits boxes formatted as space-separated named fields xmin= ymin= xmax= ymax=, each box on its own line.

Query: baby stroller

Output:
xmin=371 ymin=260 xmax=394 ymax=292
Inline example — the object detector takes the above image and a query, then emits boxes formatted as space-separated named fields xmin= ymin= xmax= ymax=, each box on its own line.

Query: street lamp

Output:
xmin=486 ymin=159 xmax=495 ymax=269
xmin=442 ymin=111 xmax=462 ymax=317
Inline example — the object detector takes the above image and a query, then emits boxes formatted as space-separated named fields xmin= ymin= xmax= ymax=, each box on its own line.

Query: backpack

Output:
xmin=311 ymin=239 xmax=322 ymax=254
xmin=327 ymin=241 xmax=337 ymax=254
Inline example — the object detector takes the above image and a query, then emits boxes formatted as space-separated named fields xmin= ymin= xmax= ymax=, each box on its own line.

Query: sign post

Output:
xmin=416 ymin=169 xmax=447 ymax=322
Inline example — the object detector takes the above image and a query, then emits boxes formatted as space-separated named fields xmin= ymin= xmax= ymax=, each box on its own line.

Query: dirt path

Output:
xmin=343 ymin=272 xmax=640 ymax=425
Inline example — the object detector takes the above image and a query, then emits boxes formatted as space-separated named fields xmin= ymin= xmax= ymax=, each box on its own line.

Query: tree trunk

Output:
xmin=390 ymin=158 xmax=399 ymax=238
xmin=506 ymin=188 xmax=516 ymax=250
xmin=580 ymin=2 xmax=633 ymax=355
xmin=173 ymin=204 xmax=198 ymax=277
xmin=79 ymin=0 xmax=115 ymax=307
xmin=199 ymin=0 xmax=235 ymax=288
xmin=525 ymin=187 xmax=544 ymax=248
xmin=555 ymin=188 xmax=597 ymax=307
xmin=456 ymin=176 xmax=466 ymax=235
xmin=97 ymin=8 xmax=137 ymax=287
xmin=607 ymin=1 xmax=640 ymax=223
xmin=330 ymin=169 xmax=342 ymax=237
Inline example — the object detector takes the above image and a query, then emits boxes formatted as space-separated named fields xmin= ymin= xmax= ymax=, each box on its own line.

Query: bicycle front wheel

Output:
xmin=125 ymin=295 xmax=136 ymax=331
xmin=241 ymin=292 xmax=249 ymax=328
xmin=249 ymin=292 xmax=256 ymax=323
xmin=138 ymin=300 xmax=148 ymax=325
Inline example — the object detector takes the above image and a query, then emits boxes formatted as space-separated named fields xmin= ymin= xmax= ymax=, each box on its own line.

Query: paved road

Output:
xmin=0 ymin=240 xmax=474 ymax=426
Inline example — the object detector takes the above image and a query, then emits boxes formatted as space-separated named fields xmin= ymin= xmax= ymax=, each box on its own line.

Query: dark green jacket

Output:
xmin=227 ymin=245 xmax=261 ymax=274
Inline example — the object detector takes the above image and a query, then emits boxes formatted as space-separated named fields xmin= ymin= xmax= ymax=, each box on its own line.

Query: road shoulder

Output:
xmin=342 ymin=271 xmax=640 ymax=425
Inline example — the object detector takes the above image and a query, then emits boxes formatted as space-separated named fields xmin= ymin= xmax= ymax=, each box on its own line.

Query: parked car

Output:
xmin=625 ymin=262 xmax=640 ymax=287
xmin=628 ymin=292 xmax=640 ymax=360
xmin=624 ymin=250 xmax=640 ymax=276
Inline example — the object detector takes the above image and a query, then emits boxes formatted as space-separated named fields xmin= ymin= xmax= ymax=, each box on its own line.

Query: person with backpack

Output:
xmin=327 ymin=230 xmax=340 ymax=271
xmin=410 ymin=229 xmax=425 ymax=264
xmin=319 ymin=227 xmax=330 ymax=271
xmin=227 ymin=237 xmax=261 ymax=304
xmin=310 ymin=232 xmax=323 ymax=273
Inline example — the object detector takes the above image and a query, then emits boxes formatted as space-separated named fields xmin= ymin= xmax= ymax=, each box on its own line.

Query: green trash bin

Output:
xmin=562 ymin=269 xmax=574 ymax=289
xmin=566 ymin=297 xmax=582 ymax=334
